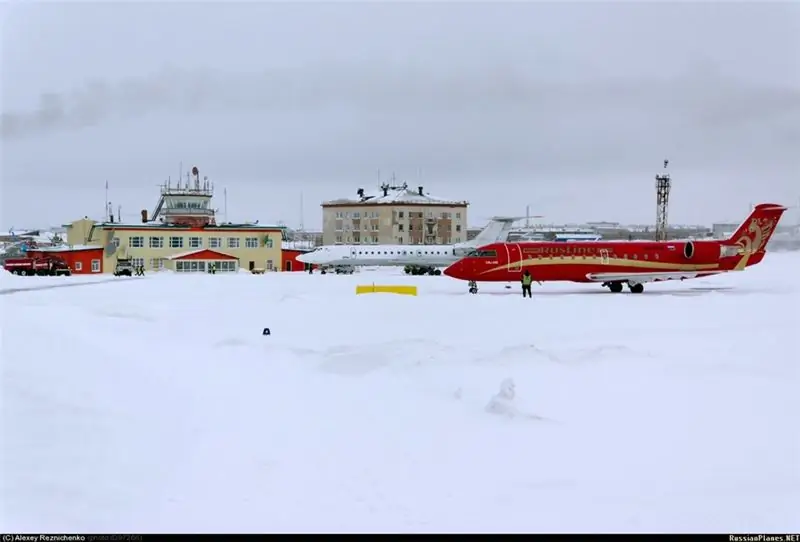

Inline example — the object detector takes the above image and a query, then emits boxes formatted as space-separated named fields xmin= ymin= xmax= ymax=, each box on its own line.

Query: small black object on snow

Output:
xmin=262 ymin=328 xmax=271 ymax=336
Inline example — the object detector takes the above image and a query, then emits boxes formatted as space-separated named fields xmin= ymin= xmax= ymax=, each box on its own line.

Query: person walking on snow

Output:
xmin=521 ymin=270 xmax=533 ymax=298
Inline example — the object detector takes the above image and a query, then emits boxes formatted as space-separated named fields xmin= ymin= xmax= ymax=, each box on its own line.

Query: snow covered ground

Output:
xmin=2 ymin=254 xmax=799 ymax=533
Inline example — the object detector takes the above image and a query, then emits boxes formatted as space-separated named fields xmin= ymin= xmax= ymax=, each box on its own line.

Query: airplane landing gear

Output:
xmin=628 ymin=282 xmax=644 ymax=294
xmin=468 ymin=280 xmax=478 ymax=294
xmin=604 ymin=281 xmax=624 ymax=293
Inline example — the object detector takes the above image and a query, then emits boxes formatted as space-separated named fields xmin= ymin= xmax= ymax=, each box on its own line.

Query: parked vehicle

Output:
xmin=3 ymin=256 xmax=72 ymax=276
xmin=113 ymin=258 xmax=134 ymax=277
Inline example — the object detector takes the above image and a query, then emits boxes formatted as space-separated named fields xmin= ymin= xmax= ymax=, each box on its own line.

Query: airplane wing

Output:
xmin=584 ymin=270 xmax=730 ymax=283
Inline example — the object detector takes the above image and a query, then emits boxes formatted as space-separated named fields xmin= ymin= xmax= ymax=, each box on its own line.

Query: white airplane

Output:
xmin=296 ymin=217 xmax=521 ymax=271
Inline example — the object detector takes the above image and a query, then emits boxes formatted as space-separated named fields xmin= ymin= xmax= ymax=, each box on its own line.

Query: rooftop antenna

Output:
xmin=525 ymin=204 xmax=531 ymax=228
xmin=655 ymin=158 xmax=671 ymax=242
xmin=118 ymin=204 xmax=122 ymax=224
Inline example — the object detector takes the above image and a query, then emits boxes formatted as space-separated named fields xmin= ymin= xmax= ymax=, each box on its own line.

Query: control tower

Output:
xmin=149 ymin=166 xmax=216 ymax=228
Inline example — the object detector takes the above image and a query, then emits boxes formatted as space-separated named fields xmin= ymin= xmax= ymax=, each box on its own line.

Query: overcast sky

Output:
xmin=2 ymin=1 xmax=798 ymax=231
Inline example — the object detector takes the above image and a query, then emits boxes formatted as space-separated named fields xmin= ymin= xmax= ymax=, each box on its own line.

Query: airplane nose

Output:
xmin=443 ymin=263 xmax=459 ymax=279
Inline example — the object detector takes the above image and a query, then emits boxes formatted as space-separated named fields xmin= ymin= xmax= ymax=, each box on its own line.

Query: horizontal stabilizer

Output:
xmin=485 ymin=215 xmax=542 ymax=223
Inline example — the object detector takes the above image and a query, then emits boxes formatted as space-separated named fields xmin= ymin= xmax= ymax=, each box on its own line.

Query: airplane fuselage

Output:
xmin=444 ymin=239 xmax=745 ymax=284
xmin=298 ymin=244 xmax=461 ymax=268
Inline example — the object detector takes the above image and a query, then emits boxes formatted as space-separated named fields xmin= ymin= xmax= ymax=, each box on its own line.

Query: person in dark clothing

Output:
xmin=521 ymin=270 xmax=533 ymax=298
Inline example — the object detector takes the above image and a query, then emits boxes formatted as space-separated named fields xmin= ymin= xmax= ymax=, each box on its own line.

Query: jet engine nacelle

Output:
xmin=683 ymin=240 xmax=718 ymax=261
xmin=684 ymin=241 xmax=695 ymax=259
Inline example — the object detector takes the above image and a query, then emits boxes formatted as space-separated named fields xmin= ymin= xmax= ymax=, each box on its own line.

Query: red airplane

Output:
xmin=443 ymin=203 xmax=787 ymax=294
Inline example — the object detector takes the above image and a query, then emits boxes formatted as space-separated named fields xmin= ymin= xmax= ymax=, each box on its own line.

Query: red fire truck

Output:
xmin=3 ymin=256 xmax=73 ymax=276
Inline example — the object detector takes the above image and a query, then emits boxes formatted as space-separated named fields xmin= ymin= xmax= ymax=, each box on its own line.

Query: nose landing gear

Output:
xmin=468 ymin=280 xmax=478 ymax=294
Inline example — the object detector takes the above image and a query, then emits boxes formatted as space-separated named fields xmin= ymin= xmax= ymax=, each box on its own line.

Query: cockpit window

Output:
xmin=476 ymin=250 xmax=497 ymax=258
xmin=466 ymin=250 xmax=479 ymax=257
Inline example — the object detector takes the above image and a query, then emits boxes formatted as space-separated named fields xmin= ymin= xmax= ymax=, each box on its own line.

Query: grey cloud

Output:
xmin=3 ymin=63 xmax=798 ymax=142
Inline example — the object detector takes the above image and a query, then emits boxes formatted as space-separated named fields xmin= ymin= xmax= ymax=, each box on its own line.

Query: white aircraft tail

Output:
xmin=456 ymin=216 xmax=523 ymax=250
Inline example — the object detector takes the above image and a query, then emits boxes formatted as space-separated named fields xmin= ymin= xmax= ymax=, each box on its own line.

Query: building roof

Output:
xmin=167 ymin=249 xmax=239 ymax=261
xmin=28 ymin=244 xmax=102 ymax=253
xmin=323 ymin=182 xmax=468 ymax=207
xmin=90 ymin=221 xmax=284 ymax=230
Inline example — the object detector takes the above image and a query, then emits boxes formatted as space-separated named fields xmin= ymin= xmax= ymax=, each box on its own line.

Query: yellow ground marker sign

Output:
xmin=356 ymin=284 xmax=418 ymax=296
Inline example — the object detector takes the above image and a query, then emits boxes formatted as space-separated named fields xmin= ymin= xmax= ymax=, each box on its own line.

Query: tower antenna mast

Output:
xmin=655 ymin=159 xmax=671 ymax=241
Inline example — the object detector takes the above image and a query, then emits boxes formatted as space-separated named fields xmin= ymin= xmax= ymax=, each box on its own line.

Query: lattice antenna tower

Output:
xmin=655 ymin=159 xmax=671 ymax=241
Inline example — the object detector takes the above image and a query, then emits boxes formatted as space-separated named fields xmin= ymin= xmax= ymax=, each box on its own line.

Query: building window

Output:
xmin=169 ymin=236 xmax=183 ymax=248
xmin=175 ymin=261 xmax=206 ymax=273
xmin=129 ymin=236 xmax=144 ymax=248
xmin=398 ymin=211 xmax=404 ymax=218
xmin=353 ymin=212 xmax=360 ymax=218
xmin=91 ymin=259 xmax=100 ymax=272
xmin=335 ymin=235 xmax=343 ymax=243
xmin=266 ymin=259 xmax=273 ymax=270
xmin=149 ymin=236 xmax=163 ymax=248
xmin=398 ymin=236 xmax=404 ymax=244
xmin=216 ymin=260 xmax=237 ymax=272
xmin=456 ymin=213 xmax=461 ymax=219
xmin=175 ymin=260 xmax=206 ymax=273
xmin=112 ymin=237 xmax=120 ymax=247
xmin=149 ymin=258 xmax=165 ymax=270
xmin=455 ymin=237 xmax=461 ymax=243
xmin=209 ymin=237 xmax=221 ymax=248
xmin=227 ymin=237 xmax=240 ymax=248
xmin=131 ymin=258 xmax=145 ymax=268
xmin=189 ymin=237 xmax=202 ymax=248
xmin=74 ymin=261 xmax=83 ymax=271
xmin=245 ymin=237 xmax=259 ymax=248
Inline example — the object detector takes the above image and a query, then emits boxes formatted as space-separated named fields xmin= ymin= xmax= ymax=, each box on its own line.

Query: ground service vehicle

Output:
xmin=114 ymin=258 xmax=134 ymax=277
xmin=3 ymin=256 xmax=72 ymax=276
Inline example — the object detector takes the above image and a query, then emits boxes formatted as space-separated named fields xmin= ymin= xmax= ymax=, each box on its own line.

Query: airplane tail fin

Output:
xmin=723 ymin=203 xmax=787 ymax=269
xmin=460 ymin=217 xmax=520 ymax=248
